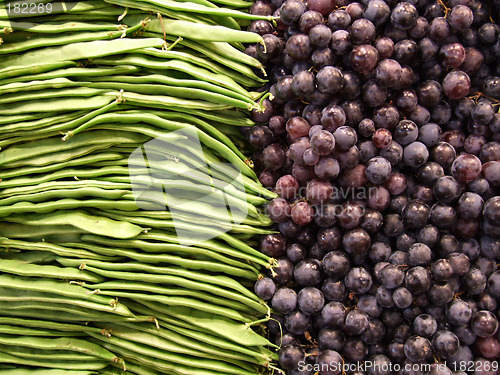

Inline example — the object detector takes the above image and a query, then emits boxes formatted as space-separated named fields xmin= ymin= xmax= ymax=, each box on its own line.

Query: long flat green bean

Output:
xmin=0 ymin=367 xmax=95 ymax=374
xmin=86 ymin=335 xmax=233 ymax=375
xmin=0 ymin=95 xmax=115 ymax=116
xmin=59 ymin=240 xmax=259 ymax=278
xmin=70 ymin=236 xmax=263 ymax=271
xmin=0 ymin=65 xmax=139 ymax=86
xmin=0 ymin=180 xmax=130 ymax=199
xmin=79 ymin=280 xmax=255 ymax=312
xmin=3 ymin=209 xmax=144 ymax=238
xmin=58 ymin=259 xmax=265 ymax=310
xmin=0 ymin=129 xmax=149 ymax=166
xmin=105 ymin=320 xmax=267 ymax=366
xmin=92 ymin=55 xmax=249 ymax=97
xmin=131 ymin=301 xmax=272 ymax=347
xmin=91 ymin=323 xmax=257 ymax=374
xmin=0 ymin=38 xmax=165 ymax=69
xmin=0 ymin=154 xmax=124 ymax=182
xmin=0 ymin=287 xmax=132 ymax=317
xmin=0 ymin=259 xmax=104 ymax=283
xmin=0 ymin=352 xmax=109 ymax=371
xmin=0 ymin=21 xmax=147 ymax=55
xmin=0 ymin=187 xmax=128 ymax=206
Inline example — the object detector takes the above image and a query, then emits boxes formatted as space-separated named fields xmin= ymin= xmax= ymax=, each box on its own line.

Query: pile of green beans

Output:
xmin=0 ymin=0 xmax=281 ymax=374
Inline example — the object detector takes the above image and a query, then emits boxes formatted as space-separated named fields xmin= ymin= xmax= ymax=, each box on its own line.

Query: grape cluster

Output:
xmin=245 ymin=0 xmax=500 ymax=373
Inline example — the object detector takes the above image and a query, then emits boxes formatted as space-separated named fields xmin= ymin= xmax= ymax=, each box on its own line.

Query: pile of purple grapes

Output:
xmin=245 ymin=0 xmax=500 ymax=373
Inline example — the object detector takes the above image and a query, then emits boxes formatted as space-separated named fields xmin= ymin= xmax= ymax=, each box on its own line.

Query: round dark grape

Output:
xmin=404 ymin=336 xmax=432 ymax=362
xmin=345 ymin=267 xmax=373 ymax=294
xmin=350 ymin=44 xmax=379 ymax=74
xmin=391 ymin=2 xmax=418 ymax=30
xmin=272 ymin=287 xmax=298 ymax=314
xmin=279 ymin=344 xmax=305 ymax=370
xmin=471 ymin=310 xmax=499 ymax=337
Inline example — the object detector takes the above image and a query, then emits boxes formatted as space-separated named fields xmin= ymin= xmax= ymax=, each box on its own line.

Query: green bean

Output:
xmin=0 ymin=129 xmax=149 ymax=165
xmin=0 ymin=65 xmax=140 ymax=86
xmin=0 ymin=199 xmax=139 ymax=216
xmin=0 ymin=78 xmax=87 ymax=96
xmin=0 ymin=368 xmax=95 ymax=375
xmin=0 ymin=287 xmax=133 ymax=318
xmin=60 ymin=240 xmax=259 ymax=278
xmin=0 ymin=20 xmax=130 ymax=33
xmin=60 ymin=259 xmax=266 ymax=311
xmin=87 ymin=335 xmax=231 ymax=375
xmin=92 ymin=55 xmax=249 ymax=97
xmin=70 ymin=236 xmax=263 ymax=271
xmin=0 ymin=274 xmax=133 ymax=317
xmin=0 ymin=37 xmax=166 ymax=69
xmin=0 ymin=333 xmax=120 ymax=363
xmin=138 ymin=46 xmax=265 ymax=87
xmin=172 ymin=35 xmax=263 ymax=72
xmin=0 ymin=111 xmax=85 ymax=134
xmin=3 ymin=144 xmax=118 ymax=168
xmin=104 ymin=320 xmax=266 ymax=366
xmin=0 ymin=61 xmax=77 ymax=80
xmin=203 ymin=40 xmax=264 ymax=69
xmin=87 ymin=81 xmax=255 ymax=110
xmin=78 ymin=280 xmax=255 ymax=312
xmin=138 ymin=16 xmax=264 ymax=43
xmin=0 ymin=351 xmax=109 ymax=370
xmin=0 ymin=306 xmax=153 ymax=324
xmin=153 ymin=318 xmax=276 ymax=364
xmin=97 ymin=209 xmax=272 ymax=236
xmin=84 ymin=72 xmax=253 ymax=102
xmin=0 ymin=100 xmax=121 ymax=141
xmin=0 ymin=180 xmax=130 ymax=199
xmin=0 ymin=112 xmax=50 ymax=125
xmin=108 ymin=292 xmax=251 ymax=322
xmin=124 ymin=153 xmax=254 ymax=199
xmin=0 ymin=250 xmax=57 ymax=264
xmin=0 ymin=154 xmax=123 ymax=182
xmin=63 ymin=112 xmax=255 ymax=178
xmin=101 ymin=205 xmax=269 ymax=229
xmin=0 ymin=344 xmax=108 ymax=362
xmin=0 ymin=188 xmax=128 ymax=206
xmin=108 ymin=90 xmax=232 ymax=111
xmin=87 ymin=330 xmax=256 ymax=375
xmin=91 ymin=322 xmax=258 ymax=374
xmin=0 ymin=224 xmax=86 ymax=242
xmin=204 ymin=0 xmax=253 ymax=7
xmin=171 ymin=106 xmax=256 ymax=127
xmin=126 ymin=108 xmax=250 ymax=162
xmin=0 ymin=317 xmax=103 ymax=335
xmin=3 ymin=209 xmax=144 ymax=238
xmin=0 ymin=95 xmax=116 ymax=116
xmin=136 ymin=231 xmax=272 ymax=266
xmin=122 ymin=189 xmax=258 ymax=223
xmin=0 ymin=258 xmax=104 ymax=283
xmin=0 ymin=21 xmax=147 ymax=55
xmin=130 ymin=302 xmax=272 ymax=347
xmin=0 ymin=324 xmax=83 ymax=337
xmin=102 ymin=362 xmax=157 ymax=375
xmin=0 ymin=86 xmax=107 ymax=105
xmin=113 ymin=0 xmax=265 ymax=21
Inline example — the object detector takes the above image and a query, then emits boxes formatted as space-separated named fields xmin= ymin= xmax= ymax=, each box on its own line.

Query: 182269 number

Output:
xmin=6 ymin=2 xmax=53 ymax=14
xmin=451 ymin=361 xmax=499 ymax=373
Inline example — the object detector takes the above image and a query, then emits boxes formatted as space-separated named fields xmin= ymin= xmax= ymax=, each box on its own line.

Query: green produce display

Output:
xmin=0 ymin=0 xmax=280 ymax=373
